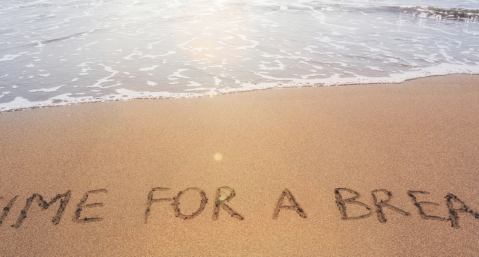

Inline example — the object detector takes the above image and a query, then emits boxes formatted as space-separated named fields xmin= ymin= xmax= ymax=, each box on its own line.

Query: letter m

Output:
xmin=12 ymin=191 xmax=72 ymax=228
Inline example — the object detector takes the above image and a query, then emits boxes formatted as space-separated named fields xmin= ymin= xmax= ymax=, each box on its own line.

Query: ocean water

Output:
xmin=1 ymin=0 xmax=479 ymax=112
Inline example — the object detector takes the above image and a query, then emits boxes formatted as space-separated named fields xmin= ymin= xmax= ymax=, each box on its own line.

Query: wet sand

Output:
xmin=1 ymin=74 xmax=479 ymax=256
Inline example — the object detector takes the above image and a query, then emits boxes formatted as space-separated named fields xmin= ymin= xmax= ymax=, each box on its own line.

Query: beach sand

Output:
xmin=1 ymin=74 xmax=479 ymax=256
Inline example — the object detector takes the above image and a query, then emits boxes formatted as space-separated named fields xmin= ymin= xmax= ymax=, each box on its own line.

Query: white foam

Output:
xmin=259 ymin=60 xmax=286 ymax=70
xmin=0 ymin=97 xmax=33 ymax=110
xmin=147 ymin=41 xmax=163 ymax=49
xmin=463 ymin=29 xmax=479 ymax=36
xmin=301 ymin=74 xmax=326 ymax=79
xmin=35 ymin=41 xmax=45 ymax=48
xmin=168 ymin=69 xmax=189 ymax=79
xmin=187 ymin=81 xmax=201 ymax=87
xmin=414 ymin=53 xmax=438 ymax=63
xmin=139 ymin=65 xmax=159 ymax=71
xmin=142 ymin=51 xmax=175 ymax=59
xmin=29 ymin=85 xmax=64 ymax=93
xmin=88 ymin=65 xmax=119 ymax=88
xmin=4 ymin=63 xmax=478 ymax=113
xmin=250 ymin=63 xmax=479 ymax=88
xmin=0 ymin=53 xmax=26 ymax=62
xmin=366 ymin=66 xmax=383 ymax=71
xmin=115 ymin=89 xmax=198 ymax=99
xmin=214 ymin=77 xmax=222 ymax=85
xmin=178 ymin=37 xmax=198 ymax=47
xmin=123 ymin=50 xmax=142 ymax=60
xmin=184 ymin=87 xmax=214 ymax=92
xmin=0 ymin=91 xmax=10 ymax=99
xmin=232 ymin=34 xmax=259 ymax=50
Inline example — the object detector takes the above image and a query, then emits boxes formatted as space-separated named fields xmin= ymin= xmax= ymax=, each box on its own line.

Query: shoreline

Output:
xmin=2 ymin=70 xmax=479 ymax=113
xmin=1 ymin=74 xmax=479 ymax=256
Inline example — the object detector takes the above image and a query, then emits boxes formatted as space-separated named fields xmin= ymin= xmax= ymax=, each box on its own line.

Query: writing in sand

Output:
xmin=1 ymin=187 xmax=478 ymax=229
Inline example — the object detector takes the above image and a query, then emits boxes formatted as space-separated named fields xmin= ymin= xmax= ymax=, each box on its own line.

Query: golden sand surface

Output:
xmin=1 ymin=74 xmax=479 ymax=256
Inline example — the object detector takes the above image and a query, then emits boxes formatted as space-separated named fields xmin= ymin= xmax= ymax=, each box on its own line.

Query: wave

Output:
xmin=2 ymin=63 xmax=479 ymax=113
xmin=252 ymin=1 xmax=479 ymax=22
xmin=395 ymin=6 xmax=479 ymax=22
xmin=0 ymin=30 xmax=97 ymax=51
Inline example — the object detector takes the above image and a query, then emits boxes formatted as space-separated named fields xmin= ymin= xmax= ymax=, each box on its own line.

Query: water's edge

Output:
xmin=2 ymin=69 xmax=478 ymax=113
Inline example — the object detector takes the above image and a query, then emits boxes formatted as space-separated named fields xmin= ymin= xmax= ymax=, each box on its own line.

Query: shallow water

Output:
xmin=1 ymin=0 xmax=479 ymax=111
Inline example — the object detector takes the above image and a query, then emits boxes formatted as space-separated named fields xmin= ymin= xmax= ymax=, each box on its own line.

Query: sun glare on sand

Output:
xmin=214 ymin=152 xmax=223 ymax=161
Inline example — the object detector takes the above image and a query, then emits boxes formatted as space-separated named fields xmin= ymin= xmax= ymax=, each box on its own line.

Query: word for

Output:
xmin=0 ymin=187 xmax=478 ymax=229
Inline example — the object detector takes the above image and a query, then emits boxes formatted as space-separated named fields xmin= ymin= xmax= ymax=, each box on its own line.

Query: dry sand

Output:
xmin=1 ymin=74 xmax=479 ymax=256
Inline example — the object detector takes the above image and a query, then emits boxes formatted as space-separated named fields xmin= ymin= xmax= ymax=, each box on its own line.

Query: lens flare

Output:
xmin=214 ymin=153 xmax=223 ymax=161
